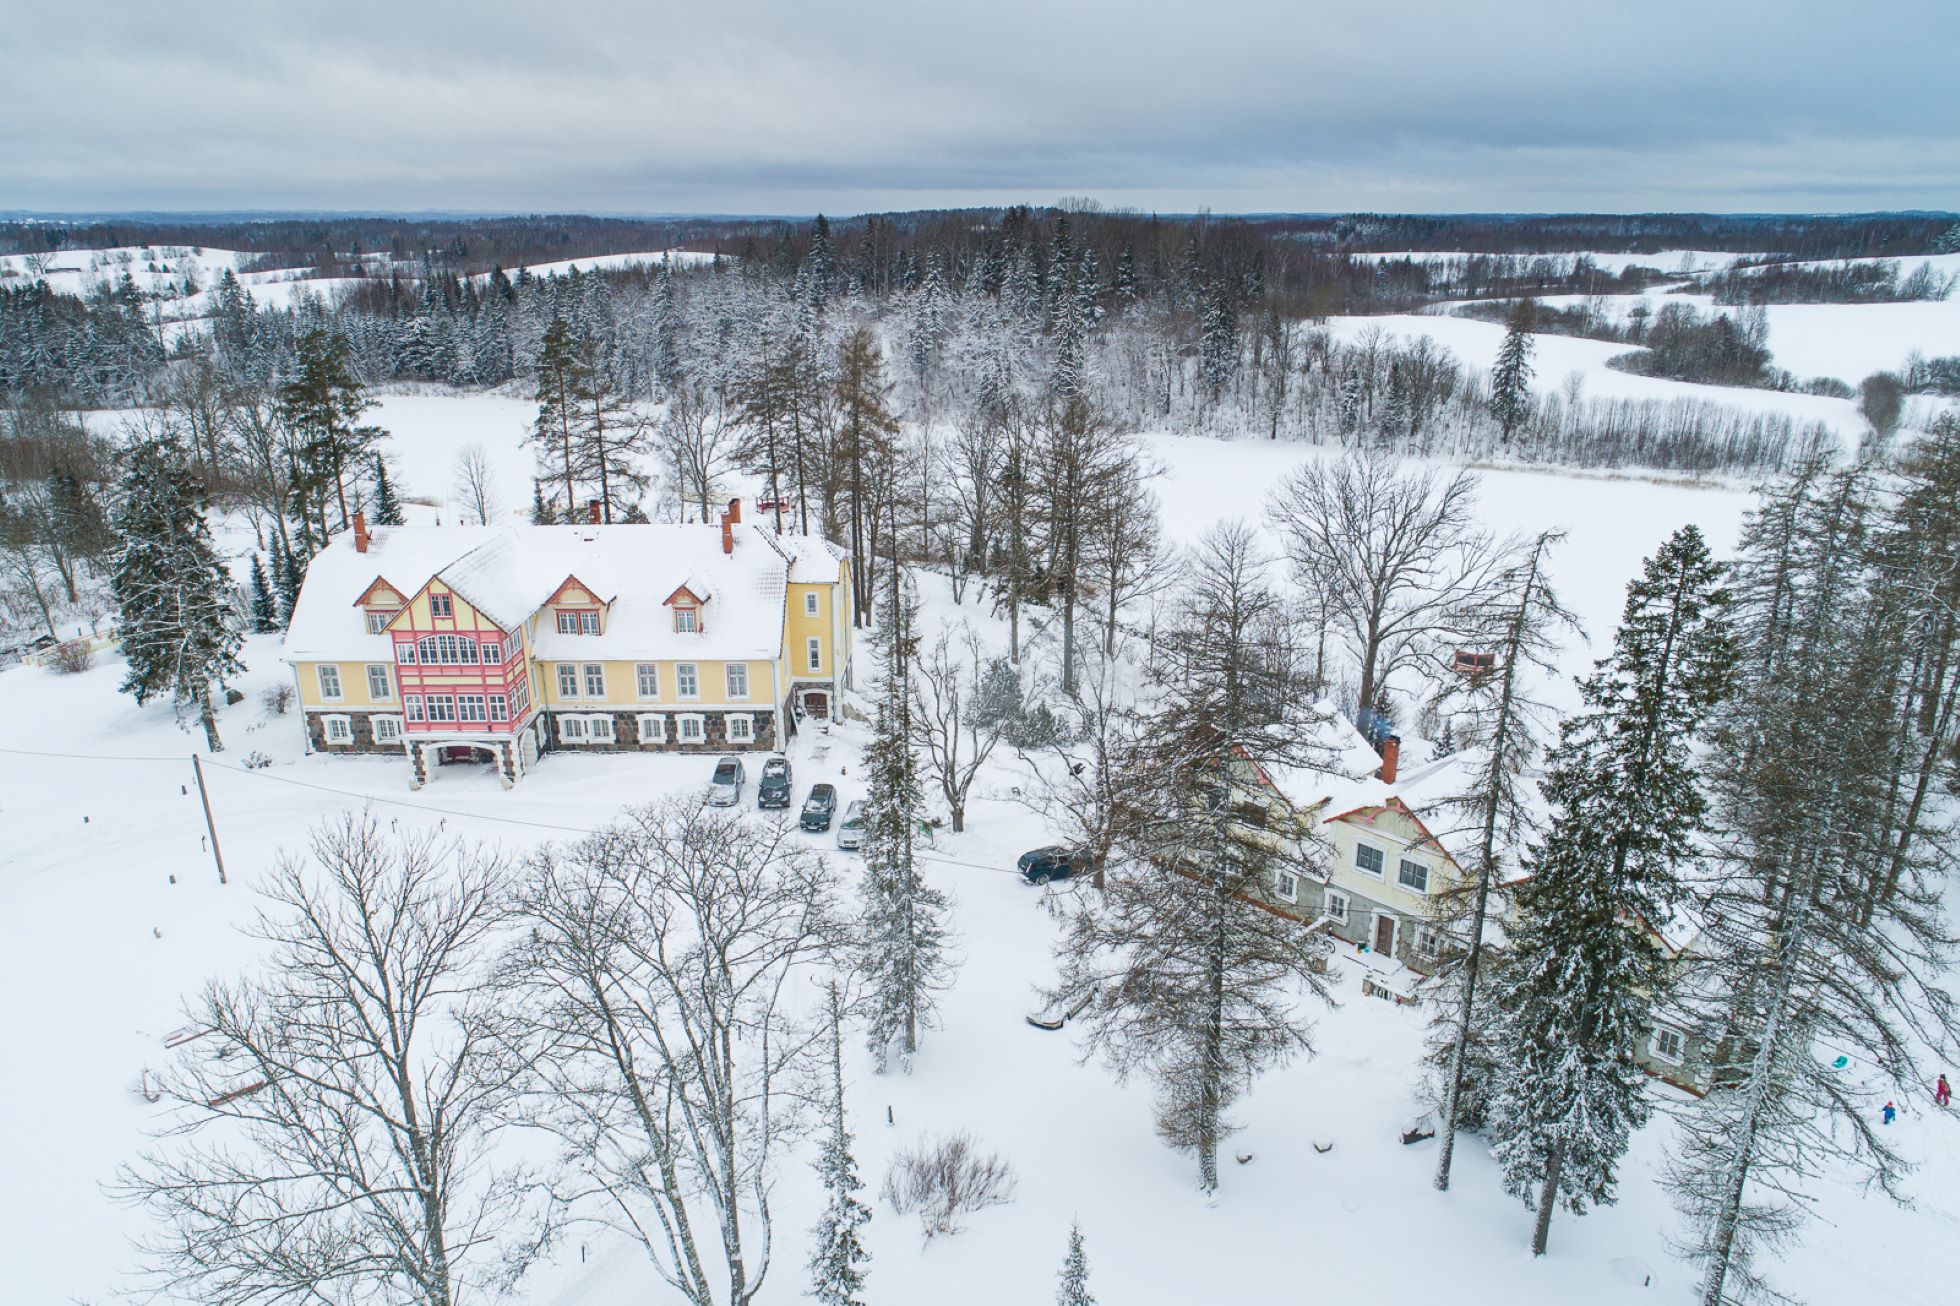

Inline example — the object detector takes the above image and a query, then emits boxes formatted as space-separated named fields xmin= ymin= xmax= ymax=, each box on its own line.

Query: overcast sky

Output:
xmin=2 ymin=0 xmax=1952 ymax=216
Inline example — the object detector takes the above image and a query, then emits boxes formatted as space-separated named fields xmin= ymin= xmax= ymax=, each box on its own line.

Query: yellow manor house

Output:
xmin=283 ymin=500 xmax=855 ymax=788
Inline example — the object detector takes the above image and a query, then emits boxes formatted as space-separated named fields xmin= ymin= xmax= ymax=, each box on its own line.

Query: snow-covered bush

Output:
xmin=49 ymin=640 xmax=93 ymax=674
xmin=260 ymin=683 xmax=294 ymax=716
xmin=881 ymin=1132 xmax=1016 ymax=1240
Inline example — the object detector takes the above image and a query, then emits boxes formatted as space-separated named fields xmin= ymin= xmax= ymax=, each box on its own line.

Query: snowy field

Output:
xmin=5 ymin=375 xmax=1959 ymax=1304
xmin=1347 ymin=249 xmax=1755 ymax=274
xmin=1325 ymin=311 xmax=1869 ymax=440
xmin=501 ymin=249 xmax=722 ymax=279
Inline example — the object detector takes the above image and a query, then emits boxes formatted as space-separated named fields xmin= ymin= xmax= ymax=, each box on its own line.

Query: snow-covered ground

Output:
xmin=502 ymin=248 xmax=722 ymax=279
xmin=1325 ymin=311 xmax=1868 ymax=440
xmin=5 ymin=380 xmax=1957 ymax=1304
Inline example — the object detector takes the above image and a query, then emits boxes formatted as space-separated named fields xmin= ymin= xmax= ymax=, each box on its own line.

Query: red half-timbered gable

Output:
xmin=389 ymin=579 xmax=534 ymax=735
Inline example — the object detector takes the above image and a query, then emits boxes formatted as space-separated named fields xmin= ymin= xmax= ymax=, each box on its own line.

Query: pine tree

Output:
xmin=530 ymin=317 xmax=585 ymax=517
xmin=1056 ymin=1222 xmax=1095 ymax=1306
xmin=807 ymin=985 xmax=872 ymax=1306
xmin=1198 ymin=282 xmax=1237 ymax=408
xmin=247 ymin=554 xmax=280 ymax=633
xmin=1667 ymin=464 xmax=1959 ymax=1306
xmin=1055 ymin=523 xmax=1334 ymax=1192
xmin=834 ymin=329 xmax=901 ymax=622
xmin=1488 ymin=300 xmax=1536 ymax=443
xmin=279 ymin=328 xmax=381 ymax=535
xmin=111 ymin=438 xmax=245 ymax=752
xmin=1430 ymin=530 xmax=1578 ymax=1190
xmin=274 ymin=537 xmax=306 ymax=623
xmin=858 ymin=565 xmax=952 ymax=1071
xmin=530 ymin=479 xmax=553 ymax=525
xmin=370 ymin=454 xmax=404 ymax=525
xmin=1485 ymin=526 xmax=1737 ymax=1255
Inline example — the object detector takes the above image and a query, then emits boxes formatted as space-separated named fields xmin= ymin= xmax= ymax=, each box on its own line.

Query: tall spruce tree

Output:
xmin=279 ymin=329 xmax=380 ymax=535
xmin=1430 ymin=530 xmax=1579 ymax=1190
xmin=1485 ymin=526 xmax=1737 ymax=1255
xmin=1488 ymin=300 xmax=1536 ymax=443
xmin=807 ymin=985 xmax=871 ymax=1306
xmin=530 ymin=317 xmax=586 ymax=517
xmin=1667 ymin=463 xmax=1959 ymax=1306
xmin=858 ymin=564 xmax=952 ymax=1071
xmin=247 ymin=553 xmax=280 ymax=633
xmin=1056 ymin=1222 xmax=1095 ymax=1306
xmin=369 ymin=454 xmax=405 ymax=525
xmin=111 ymin=438 xmax=245 ymax=751
xmin=1054 ymin=522 xmax=1333 ymax=1192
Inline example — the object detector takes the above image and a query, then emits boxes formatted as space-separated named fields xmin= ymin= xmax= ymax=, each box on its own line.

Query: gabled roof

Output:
xmin=545 ymin=574 xmax=616 ymax=607
xmin=350 ymin=577 xmax=407 ymax=608
xmin=663 ymin=581 xmax=711 ymax=606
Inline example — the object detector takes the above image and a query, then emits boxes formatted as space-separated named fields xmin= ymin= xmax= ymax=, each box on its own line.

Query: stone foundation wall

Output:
xmin=304 ymin=710 xmax=409 ymax=756
xmin=546 ymin=709 xmax=777 ymax=754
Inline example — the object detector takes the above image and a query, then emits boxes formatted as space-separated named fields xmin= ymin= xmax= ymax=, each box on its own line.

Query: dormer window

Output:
xmin=663 ymin=583 xmax=710 ymax=633
xmin=365 ymin=608 xmax=399 ymax=635
xmin=557 ymin=610 xmax=600 ymax=635
xmin=675 ymin=606 xmax=698 ymax=633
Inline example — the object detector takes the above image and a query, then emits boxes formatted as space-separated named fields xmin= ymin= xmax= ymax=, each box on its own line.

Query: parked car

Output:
xmin=801 ymin=782 xmax=839 ymax=831
xmin=757 ymin=756 xmax=793 ymax=809
xmin=707 ymin=756 xmax=745 ymax=806
xmin=1017 ymin=845 xmax=1089 ymax=885
xmin=835 ymin=800 xmax=867 ymax=850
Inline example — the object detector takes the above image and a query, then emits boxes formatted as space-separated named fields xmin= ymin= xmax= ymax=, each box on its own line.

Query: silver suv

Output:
xmin=707 ymin=756 xmax=745 ymax=807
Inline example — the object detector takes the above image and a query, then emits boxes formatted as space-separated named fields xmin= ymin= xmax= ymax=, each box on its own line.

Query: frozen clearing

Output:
xmin=4 ymin=387 xmax=1956 ymax=1304
xmin=503 ymin=249 xmax=722 ymax=279
xmin=1326 ymin=312 xmax=1865 ymax=439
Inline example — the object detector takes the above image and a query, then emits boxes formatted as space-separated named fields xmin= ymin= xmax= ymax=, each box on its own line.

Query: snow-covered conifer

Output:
xmin=1488 ymin=300 xmax=1535 ymax=442
xmin=1056 ymin=1221 xmax=1095 ymax=1306
xmin=111 ymin=437 xmax=245 ymax=751
xmin=807 ymin=985 xmax=871 ymax=1306
xmin=369 ymin=453 xmax=404 ymax=525
xmin=1486 ymin=526 xmax=1736 ymax=1254
xmin=247 ymin=553 xmax=280 ymax=633
xmin=858 ymin=566 xmax=952 ymax=1071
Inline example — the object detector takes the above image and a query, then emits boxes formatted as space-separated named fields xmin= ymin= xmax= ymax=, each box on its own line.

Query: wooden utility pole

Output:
xmin=191 ymin=754 xmax=227 ymax=885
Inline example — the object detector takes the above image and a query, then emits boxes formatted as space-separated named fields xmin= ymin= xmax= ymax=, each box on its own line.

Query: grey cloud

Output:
xmin=1 ymin=0 xmax=1952 ymax=214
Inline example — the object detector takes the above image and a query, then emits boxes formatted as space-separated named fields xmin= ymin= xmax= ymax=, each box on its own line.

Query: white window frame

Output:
xmin=804 ymin=592 xmax=819 ymax=616
xmin=806 ymin=637 xmax=822 ymax=672
xmin=480 ymin=639 xmax=502 ymax=665
xmin=676 ymin=663 xmax=700 ymax=699
xmin=404 ymin=694 xmax=423 ymax=722
xmin=458 ymin=694 xmax=487 ymax=723
xmin=676 ymin=712 xmax=706 ymax=743
xmin=585 ymin=713 xmax=616 ymax=743
xmin=1354 ymin=842 xmax=1385 ymax=878
xmin=558 ymin=714 xmax=589 ymax=742
xmin=725 ymin=713 xmax=755 ymax=744
xmin=636 ymin=713 xmax=667 ymax=743
xmin=426 ymin=694 xmax=457 ymax=723
xmin=1415 ymin=925 xmax=1447 ymax=959
xmin=582 ymin=663 xmax=605 ymax=699
xmin=1274 ymin=868 xmax=1299 ymax=903
xmin=1651 ymin=1025 xmax=1686 ymax=1065
xmin=636 ymin=663 xmax=660 ymax=699
xmin=675 ymin=606 xmax=698 ymax=633
xmin=489 ymin=695 xmax=509 ymax=722
xmin=322 ymin=713 xmax=353 ymax=745
xmin=366 ymin=664 xmax=392 ymax=701
xmin=1325 ymin=891 xmax=1350 ymax=923
xmin=1397 ymin=857 xmax=1430 ymax=894
xmin=372 ymin=715 xmax=404 ymax=745
xmin=557 ymin=664 xmax=580 ymax=699
xmin=366 ymin=609 xmax=397 ymax=635
xmin=557 ymin=611 xmax=578 ymax=634
xmin=317 ymin=664 xmax=343 ymax=701
xmin=395 ymin=641 xmax=417 ymax=664
xmin=726 ymin=663 xmax=749 ymax=699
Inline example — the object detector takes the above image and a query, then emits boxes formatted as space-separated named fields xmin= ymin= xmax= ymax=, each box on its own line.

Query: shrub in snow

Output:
xmin=242 ymin=750 xmax=273 ymax=770
xmin=50 ymin=640 xmax=93 ymax=674
xmin=260 ymin=683 xmax=294 ymax=716
xmin=881 ymin=1132 xmax=1016 ymax=1240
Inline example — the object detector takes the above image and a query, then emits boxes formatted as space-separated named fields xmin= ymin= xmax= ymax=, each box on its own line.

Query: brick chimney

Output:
xmin=352 ymin=511 xmax=369 ymax=554
xmin=726 ymin=497 xmax=742 ymax=524
xmin=720 ymin=505 xmax=735 ymax=555
xmin=587 ymin=499 xmax=602 ymax=525
xmin=1379 ymin=735 xmax=1401 ymax=785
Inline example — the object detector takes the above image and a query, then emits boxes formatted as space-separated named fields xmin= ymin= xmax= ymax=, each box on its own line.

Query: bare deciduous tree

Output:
xmin=910 ymin=622 xmax=1003 ymax=833
xmin=117 ymin=813 xmax=541 ymax=1306
xmin=1267 ymin=453 xmax=1510 ymax=724
xmin=502 ymin=798 xmax=843 ymax=1306
xmin=659 ymin=379 xmax=736 ymax=523
xmin=452 ymin=442 xmax=500 ymax=525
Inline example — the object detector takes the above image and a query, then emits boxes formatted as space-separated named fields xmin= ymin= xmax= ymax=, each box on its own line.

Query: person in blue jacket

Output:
xmin=1882 ymin=1100 xmax=1897 ymax=1125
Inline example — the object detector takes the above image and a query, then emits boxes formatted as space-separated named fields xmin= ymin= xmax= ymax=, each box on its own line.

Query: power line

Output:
xmin=0 ymin=744 xmax=182 ymax=763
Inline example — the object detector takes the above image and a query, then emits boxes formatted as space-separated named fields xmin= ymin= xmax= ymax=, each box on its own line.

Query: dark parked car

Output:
xmin=801 ymin=783 xmax=839 ymax=831
xmin=1017 ymin=845 xmax=1089 ymax=885
xmin=758 ymin=756 xmax=793 ymax=808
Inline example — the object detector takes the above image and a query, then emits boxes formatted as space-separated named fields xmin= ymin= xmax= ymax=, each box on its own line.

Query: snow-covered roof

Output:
xmin=284 ymin=522 xmax=833 ymax=663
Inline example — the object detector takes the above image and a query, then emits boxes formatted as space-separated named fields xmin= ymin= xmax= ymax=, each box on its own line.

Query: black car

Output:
xmin=758 ymin=756 xmax=793 ymax=809
xmin=800 ymin=783 xmax=839 ymax=831
xmin=1017 ymin=845 xmax=1089 ymax=885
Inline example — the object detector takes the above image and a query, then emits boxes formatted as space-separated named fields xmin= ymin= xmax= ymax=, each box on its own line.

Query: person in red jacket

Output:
xmin=1937 ymin=1074 xmax=1951 ymax=1108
